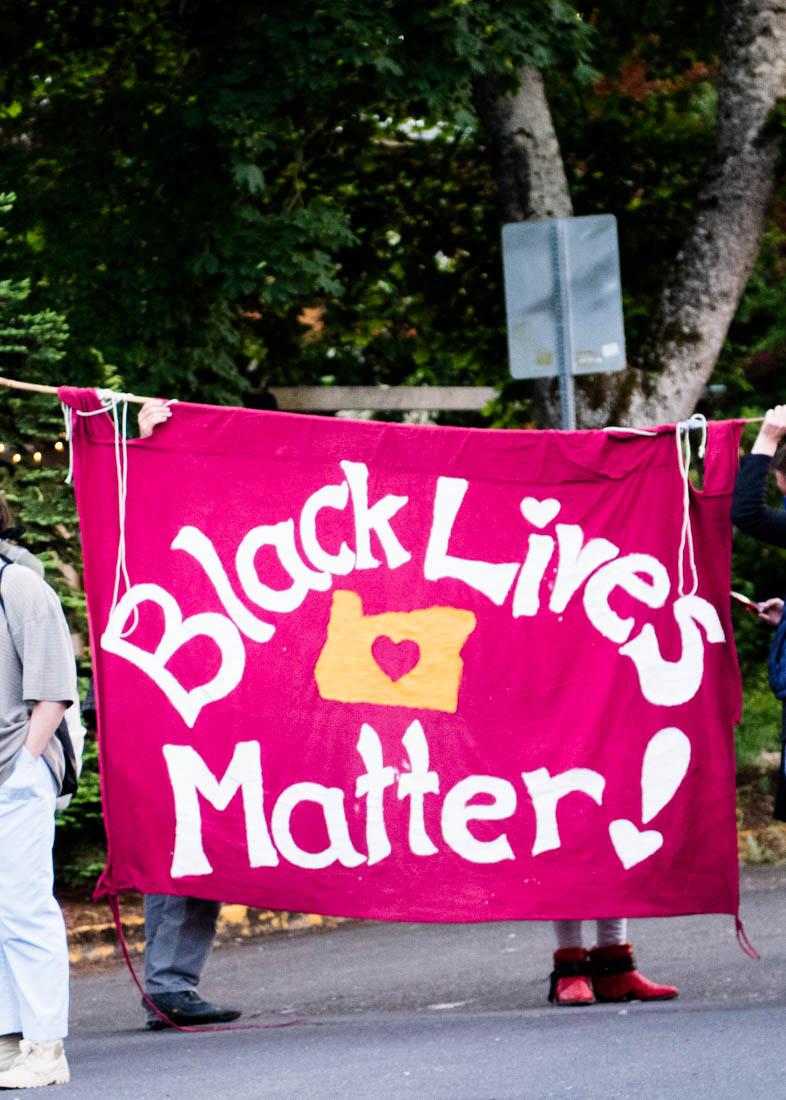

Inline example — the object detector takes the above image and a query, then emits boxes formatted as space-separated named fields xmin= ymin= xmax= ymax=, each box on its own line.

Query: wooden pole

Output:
xmin=0 ymin=375 xmax=766 ymax=420
xmin=0 ymin=376 xmax=150 ymax=404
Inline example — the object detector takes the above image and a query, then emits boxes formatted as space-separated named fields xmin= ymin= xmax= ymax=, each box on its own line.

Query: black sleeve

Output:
xmin=731 ymin=453 xmax=786 ymax=548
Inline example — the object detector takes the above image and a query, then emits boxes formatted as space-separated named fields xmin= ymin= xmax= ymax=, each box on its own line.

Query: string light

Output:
xmin=0 ymin=436 xmax=73 ymax=468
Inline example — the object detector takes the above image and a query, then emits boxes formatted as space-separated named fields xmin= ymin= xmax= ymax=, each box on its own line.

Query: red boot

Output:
xmin=548 ymin=947 xmax=595 ymax=1006
xmin=589 ymin=943 xmax=678 ymax=1002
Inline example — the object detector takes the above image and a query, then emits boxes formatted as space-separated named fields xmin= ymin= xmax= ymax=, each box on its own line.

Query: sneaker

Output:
xmin=0 ymin=1038 xmax=70 ymax=1088
xmin=0 ymin=1035 xmax=21 ymax=1073
xmin=144 ymin=990 xmax=242 ymax=1030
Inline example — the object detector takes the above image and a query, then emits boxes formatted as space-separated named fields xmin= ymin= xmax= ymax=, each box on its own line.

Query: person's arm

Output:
xmin=731 ymin=406 xmax=786 ymax=548
xmin=25 ymin=700 xmax=68 ymax=758
xmin=6 ymin=570 xmax=78 ymax=751
xmin=750 ymin=405 xmax=786 ymax=458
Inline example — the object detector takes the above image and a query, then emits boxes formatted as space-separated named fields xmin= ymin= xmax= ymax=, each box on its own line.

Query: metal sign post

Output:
xmin=551 ymin=220 xmax=577 ymax=430
xmin=502 ymin=214 xmax=626 ymax=430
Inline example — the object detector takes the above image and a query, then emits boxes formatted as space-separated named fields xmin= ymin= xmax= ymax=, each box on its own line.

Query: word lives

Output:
xmin=102 ymin=461 xmax=726 ymax=725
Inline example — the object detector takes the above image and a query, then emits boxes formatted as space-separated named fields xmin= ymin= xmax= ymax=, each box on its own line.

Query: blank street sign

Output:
xmin=502 ymin=215 xmax=626 ymax=381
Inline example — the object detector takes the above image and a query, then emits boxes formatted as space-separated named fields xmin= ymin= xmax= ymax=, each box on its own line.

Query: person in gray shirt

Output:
xmin=0 ymin=492 xmax=77 ymax=1089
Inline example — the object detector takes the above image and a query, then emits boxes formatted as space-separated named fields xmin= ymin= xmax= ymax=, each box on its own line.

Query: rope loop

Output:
xmin=675 ymin=414 xmax=707 ymax=597
xmin=602 ymin=415 xmax=708 ymax=599
xmin=63 ymin=389 xmax=137 ymax=634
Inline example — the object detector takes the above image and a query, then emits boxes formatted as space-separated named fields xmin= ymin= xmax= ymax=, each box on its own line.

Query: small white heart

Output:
xmin=520 ymin=497 xmax=561 ymax=529
xmin=609 ymin=819 xmax=663 ymax=870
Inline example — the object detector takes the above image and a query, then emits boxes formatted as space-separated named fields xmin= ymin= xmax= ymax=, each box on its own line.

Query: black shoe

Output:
xmin=144 ymin=989 xmax=242 ymax=1030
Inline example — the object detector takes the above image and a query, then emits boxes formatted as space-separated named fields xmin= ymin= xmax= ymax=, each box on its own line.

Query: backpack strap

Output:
xmin=0 ymin=557 xmax=78 ymax=796
xmin=0 ymin=559 xmax=11 ymax=616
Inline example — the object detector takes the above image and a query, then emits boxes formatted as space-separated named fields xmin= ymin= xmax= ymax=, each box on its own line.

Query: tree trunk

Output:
xmin=473 ymin=68 xmax=573 ymax=223
xmin=478 ymin=0 xmax=786 ymax=429
xmin=473 ymin=67 xmax=570 ymax=424
xmin=627 ymin=0 xmax=786 ymax=426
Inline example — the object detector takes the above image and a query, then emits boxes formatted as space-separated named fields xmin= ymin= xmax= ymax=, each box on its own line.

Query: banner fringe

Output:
xmin=735 ymin=914 xmax=761 ymax=960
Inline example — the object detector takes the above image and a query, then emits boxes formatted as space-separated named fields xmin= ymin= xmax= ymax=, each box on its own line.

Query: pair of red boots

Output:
xmin=549 ymin=944 xmax=678 ymax=1005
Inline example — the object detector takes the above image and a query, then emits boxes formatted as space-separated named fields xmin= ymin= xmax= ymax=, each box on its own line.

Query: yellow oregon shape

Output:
xmin=314 ymin=590 xmax=477 ymax=713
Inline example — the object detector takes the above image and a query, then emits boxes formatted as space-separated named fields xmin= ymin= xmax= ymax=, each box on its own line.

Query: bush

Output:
xmin=735 ymin=667 xmax=782 ymax=765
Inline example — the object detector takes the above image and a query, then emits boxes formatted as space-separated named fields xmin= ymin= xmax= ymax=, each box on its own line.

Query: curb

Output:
xmin=67 ymin=905 xmax=341 ymax=966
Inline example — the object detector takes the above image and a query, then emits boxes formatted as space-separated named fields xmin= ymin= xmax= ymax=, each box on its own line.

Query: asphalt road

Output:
xmin=37 ymin=866 xmax=786 ymax=1099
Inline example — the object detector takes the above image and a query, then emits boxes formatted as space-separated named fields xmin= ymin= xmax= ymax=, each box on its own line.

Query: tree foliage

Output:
xmin=0 ymin=0 xmax=589 ymax=403
xmin=1 ymin=2 xmax=783 ymax=412
xmin=0 ymin=191 xmax=79 ymax=608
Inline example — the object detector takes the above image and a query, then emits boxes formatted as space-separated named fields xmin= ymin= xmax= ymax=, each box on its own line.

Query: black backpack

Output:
xmin=0 ymin=557 xmax=79 ymax=797
xmin=768 ymin=601 xmax=786 ymax=702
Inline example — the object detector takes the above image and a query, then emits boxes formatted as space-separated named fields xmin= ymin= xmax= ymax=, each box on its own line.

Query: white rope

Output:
xmin=107 ymin=398 xmax=136 ymax=638
xmin=64 ymin=389 xmax=137 ymax=634
xmin=60 ymin=402 xmax=75 ymax=485
xmin=602 ymin=425 xmax=659 ymax=436
xmin=603 ymin=417 xmax=707 ymax=597
xmin=675 ymin=414 xmax=707 ymax=597
xmin=62 ymin=391 xmax=128 ymax=483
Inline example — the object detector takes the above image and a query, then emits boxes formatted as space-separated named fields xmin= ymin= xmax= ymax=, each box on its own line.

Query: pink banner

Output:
xmin=61 ymin=388 xmax=744 ymax=921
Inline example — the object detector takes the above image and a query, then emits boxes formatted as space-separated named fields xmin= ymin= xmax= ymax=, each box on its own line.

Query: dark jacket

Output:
xmin=731 ymin=454 xmax=786 ymax=549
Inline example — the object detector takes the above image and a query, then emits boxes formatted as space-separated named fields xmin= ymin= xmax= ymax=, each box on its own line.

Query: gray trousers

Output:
xmin=143 ymin=895 xmax=221 ymax=995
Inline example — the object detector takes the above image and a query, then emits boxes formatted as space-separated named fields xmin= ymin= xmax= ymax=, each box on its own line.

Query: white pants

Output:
xmin=0 ymin=748 xmax=69 ymax=1040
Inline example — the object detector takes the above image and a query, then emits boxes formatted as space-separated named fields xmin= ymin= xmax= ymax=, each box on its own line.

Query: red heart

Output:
xmin=371 ymin=636 xmax=420 ymax=682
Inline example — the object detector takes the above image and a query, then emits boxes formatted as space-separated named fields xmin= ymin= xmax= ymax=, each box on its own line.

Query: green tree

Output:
xmin=0 ymin=192 xmax=106 ymax=883
xmin=0 ymin=0 xmax=589 ymax=403
xmin=1 ymin=2 xmax=784 ymax=419
xmin=0 ymin=190 xmax=76 ymax=606
xmin=476 ymin=0 xmax=786 ymax=426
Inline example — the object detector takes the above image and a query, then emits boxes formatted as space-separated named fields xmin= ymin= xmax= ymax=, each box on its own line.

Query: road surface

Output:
xmin=42 ymin=866 xmax=786 ymax=1099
